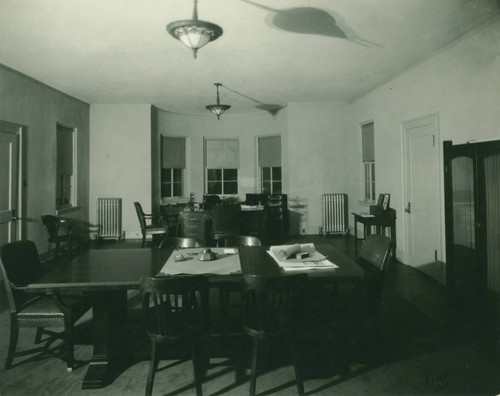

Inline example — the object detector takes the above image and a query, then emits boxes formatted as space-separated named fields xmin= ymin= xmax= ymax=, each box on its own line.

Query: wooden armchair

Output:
xmin=0 ymin=240 xmax=89 ymax=371
xmin=134 ymin=202 xmax=168 ymax=247
xmin=242 ymin=274 xmax=308 ymax=396
xmin=140 ymin=275 xmax=209 ymax=396
xmin=41 ymin=215 xmax=80 ymax=259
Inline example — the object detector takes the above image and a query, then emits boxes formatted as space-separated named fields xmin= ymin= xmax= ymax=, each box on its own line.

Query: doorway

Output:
xmin=0 ymin=121 xmax=23 ymax=246
xmin=443 ymin=139 xmax=500 ymax=314
xmin=402 ymin=114 xmax=443 ymax=283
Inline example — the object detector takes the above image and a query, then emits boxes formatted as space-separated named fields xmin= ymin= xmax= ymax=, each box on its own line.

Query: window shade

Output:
xmin=162 ymin=136 xmax=186 ymax=168
xmin=362 ymin=122 xmax=374 ymax=162
xmin=258 ymin=136 xmax=281 ymax=167
xmin=205 ymin=139 xmax=239 ymax=168
xmin=57 ymin=127 xmax=73 ymax=175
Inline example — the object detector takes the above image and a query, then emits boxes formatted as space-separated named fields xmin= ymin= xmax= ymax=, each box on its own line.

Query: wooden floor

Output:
xmin=1 ymin=235 xmax=500 ymax=395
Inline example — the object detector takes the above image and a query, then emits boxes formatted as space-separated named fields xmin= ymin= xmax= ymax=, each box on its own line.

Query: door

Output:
xmin=0 ymin=121 xmax=21 ymax=245
xmin=403 ymin=114 xmax=443 ymax=281
xmin=443 ymin=139 xmax=500 ymax=312
xmin=481 ymin=145 xmax=500 ymax=294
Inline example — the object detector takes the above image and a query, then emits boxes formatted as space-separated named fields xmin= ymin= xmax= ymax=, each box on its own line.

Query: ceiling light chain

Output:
xmin=166 ymin=0 xmax=223 ymax=59
xmin=205 ymin=83 xmax=231 ymax=119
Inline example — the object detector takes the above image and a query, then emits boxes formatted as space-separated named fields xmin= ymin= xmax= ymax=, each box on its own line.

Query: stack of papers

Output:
xmin=268 ymin=243 xmax=338 ymax=271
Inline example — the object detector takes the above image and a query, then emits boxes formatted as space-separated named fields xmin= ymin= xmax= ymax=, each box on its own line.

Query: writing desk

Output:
xmin=352 ymin=209 xmax=396 ymax=261
xmin=162 ymin=205 xmax=269 ymax=243
xmin=23 ymin=245 xmax=370 ymax=389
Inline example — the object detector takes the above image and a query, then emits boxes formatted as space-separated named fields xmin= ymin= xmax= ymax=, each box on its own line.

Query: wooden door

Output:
xmin=443 ymin=139 xmax=500 ymax=310
xmin=403 ymin=114 xmax=443 ymax=281
xmin=0 ymin=121 xmax=21 ymax=246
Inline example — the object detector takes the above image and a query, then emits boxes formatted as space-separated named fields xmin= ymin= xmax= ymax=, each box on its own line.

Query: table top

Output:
xmin=23 ymin=244 xmax=371 ymax=293
xmin=352 ymin=211 xmax=396 ymax=225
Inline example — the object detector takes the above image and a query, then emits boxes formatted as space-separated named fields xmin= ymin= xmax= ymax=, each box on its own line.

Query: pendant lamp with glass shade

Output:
xmin=166 ymin=0 xmax=223 ymax=59
xmin=206 ymin=83 xmax=231 ymax=119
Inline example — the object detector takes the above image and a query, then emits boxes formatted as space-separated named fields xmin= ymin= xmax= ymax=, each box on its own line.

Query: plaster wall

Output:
xmin=0 ymin=65 xmax=90 ymax=255
xmin=89 ymin=104 xmax=151 ymax=238
xmin=285 ymin=102 xmax=349 ymax=235
xmin=346 ymin=17 xmax=500 ymax=284
xmin=152 ymin=108 xmax=287 ymax=205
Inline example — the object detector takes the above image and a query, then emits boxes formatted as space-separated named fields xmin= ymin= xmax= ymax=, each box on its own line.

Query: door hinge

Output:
xmin=432 ymin=135 xmax=435 ymax=147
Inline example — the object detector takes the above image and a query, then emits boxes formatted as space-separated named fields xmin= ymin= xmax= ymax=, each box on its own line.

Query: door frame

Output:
xmin=0 ymin=120 xmax=25 ymax=242
xmin=401 ymin=113 xmax=444 ymax=268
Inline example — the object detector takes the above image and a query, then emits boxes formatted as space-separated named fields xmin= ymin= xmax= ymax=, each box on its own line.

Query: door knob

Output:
xmin=404 ymin=202 xmax=411 ymax=214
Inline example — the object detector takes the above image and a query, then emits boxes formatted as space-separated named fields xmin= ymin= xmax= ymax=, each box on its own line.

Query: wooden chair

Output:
xmin=216 ymin=235 xmax=261 ymax=248
xmin=242 ymin=274 xmax=308 ymax=396
xmin=158 ymin=237 xmax=199 ymax=249
xmin=0 ymin=240 xmax=89 ymax=371
xmin=209 ymin=204 xmax=241 ymax=243
xmin=216 ymin=236 xmax=262 ymax=335
xmin=355 ymin=234 xmax=393 ymax=318
xmin=41 ymin=215 xmax=80 ymax=258
xmin=177 ymin=211 xmax=211 ymax=247
xmin=203 ymin=194 xmax=221 ymax=211
xmin=140 ymin=275 xmax=209 ymax=396
xmin=160 ymin=203 xmax=187 ymax=237
xmin=134 ymin=202 xmax=168 ymax=247
xmin=332 ymin=234 xmax=394 ymax=349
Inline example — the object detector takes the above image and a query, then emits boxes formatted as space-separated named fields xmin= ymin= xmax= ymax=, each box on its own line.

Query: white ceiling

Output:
xmin=1 ymin=0 xmax=498 ymax=116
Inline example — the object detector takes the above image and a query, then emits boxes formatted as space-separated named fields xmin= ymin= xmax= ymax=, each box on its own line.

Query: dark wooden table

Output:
xmin=23 ymin=245 xmax=370 ymax=389
xmin=352 ymin=209 xmax=396 ymax=261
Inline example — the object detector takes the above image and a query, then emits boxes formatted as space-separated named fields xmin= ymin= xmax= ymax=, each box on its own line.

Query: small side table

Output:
xmin=352 ymin=209 xmax=396 ymax=262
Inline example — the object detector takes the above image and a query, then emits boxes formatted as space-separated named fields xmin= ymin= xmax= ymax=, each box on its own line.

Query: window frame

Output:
xmin=55 ymin=124 xmax=77 ymax=214
xmin=363 ymin=161 xmax=376 ymax=202
xmin=161 ymin=168 xmax=184 ymax=199
xmin=261 ymin=166 xmax=282 ymax=195
xmin=204 ymin=138 xmax=239 ymax=197
xmin=205 ymin=168 xmax=239 ymax=196
xmin=361 ymin=122 xmax=375 ymax=203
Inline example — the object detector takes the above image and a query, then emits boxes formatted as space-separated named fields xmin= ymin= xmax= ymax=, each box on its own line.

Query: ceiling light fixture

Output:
xmin=166 ymin=0 xmax=223 ymax=59
xmin=206 ymin=83 xmax=231 ymax=119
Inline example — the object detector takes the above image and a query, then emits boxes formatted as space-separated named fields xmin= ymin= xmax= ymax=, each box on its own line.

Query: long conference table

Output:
xmin=22 ymin=244 xmax=372 ymax=389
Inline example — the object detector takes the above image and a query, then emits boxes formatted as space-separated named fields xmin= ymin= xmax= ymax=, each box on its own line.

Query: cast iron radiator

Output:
xmin=322 ymin=193 xmax=348 ymax=235
xmin=97 ymin=198 xmax=122 ymax=240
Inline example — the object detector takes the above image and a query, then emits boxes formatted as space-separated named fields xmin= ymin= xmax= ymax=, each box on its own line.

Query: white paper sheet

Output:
xmin=268 ymin=243 xmax=338 ymax=271
xmin=159 ymin=248 xmax=241 ymax=275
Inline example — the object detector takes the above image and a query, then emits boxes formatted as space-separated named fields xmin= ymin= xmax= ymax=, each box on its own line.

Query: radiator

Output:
xmin=97 ymin=198 xmax=122 ymax=240
xmin=322 ymin=193 xmax=348 ymax=235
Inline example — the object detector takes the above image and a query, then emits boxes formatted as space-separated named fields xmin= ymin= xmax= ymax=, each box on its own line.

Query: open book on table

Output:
xmin=268 ymin=243 xmax=338 ymax=271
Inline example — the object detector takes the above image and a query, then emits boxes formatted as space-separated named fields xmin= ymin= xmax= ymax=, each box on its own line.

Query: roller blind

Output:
xmin=205 ymin=139 xmax=239 ymax=168
xmin=57 ymin=126 xmax=73 ymax=175
xmin=362 ymin=122 xmax=374 ymax=162
xmin=258 ymin=136 xmax=281 ymax=167
xmin=162 ymin=136 xmax=186 ymax=168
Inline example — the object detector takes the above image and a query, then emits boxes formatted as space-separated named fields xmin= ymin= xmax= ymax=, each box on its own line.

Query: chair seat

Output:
xmin=145 ymin=225 xmax=168 ymax=234
xmin=1 ymin=240 xmax=90 ymax=371
xmin=17 ymin=294 xmax=88 ymax=326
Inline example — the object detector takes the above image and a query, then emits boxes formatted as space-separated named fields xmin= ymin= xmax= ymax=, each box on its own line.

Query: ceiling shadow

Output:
xmin=241 ymin=0 xmax=384 ymax=48
xmin=221 ymin=84 xmax=287 ymax=117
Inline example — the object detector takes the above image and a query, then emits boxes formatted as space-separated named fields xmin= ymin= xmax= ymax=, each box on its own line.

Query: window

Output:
xmin=161 ymin=168 xmax=183 ymax=198
xmin=261 ymin=167 xmax=282 ymax=194
xmin=205 ymin=139 xmax=239 ymax=195
xmin=207 ymin=168 xmax=238 ymax=194
xmin=161 ymin=137 xmax=186 ymax=199
xmin=362 ymin=122 xmax=375 ymax=202
xmin=56 ymin=124 xmax=77 ymax=211
xmin=258 ymin=136 xmax=282 ymax=194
